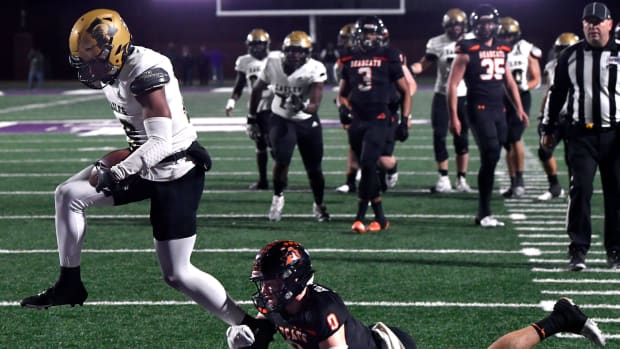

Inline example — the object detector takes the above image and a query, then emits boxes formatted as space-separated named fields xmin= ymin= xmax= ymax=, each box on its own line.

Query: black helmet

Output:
xmin=251 ymin=240 xmax=314 ymax=315
xmin=353 ymin=16 xmax=386 ymax=50
xmin=470 ymin=4 xmax=500 ymax=41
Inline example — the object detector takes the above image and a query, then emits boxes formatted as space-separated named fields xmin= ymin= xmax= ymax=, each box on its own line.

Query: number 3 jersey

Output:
xmin=259 ymin=55 xmax=327 ymax=121
xmin=455 ymin=38 xmax=512 ymax=107
xmin=102 ymin=45 xmax=196 ymax=181
xmin=268 ymin=284 xmax=379 ymax=349
xmin=340 ymin=46 xmax=404 ymax=116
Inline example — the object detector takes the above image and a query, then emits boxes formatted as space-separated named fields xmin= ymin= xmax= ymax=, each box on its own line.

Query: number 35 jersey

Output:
xmin=455 ymin=38 xmax=512 ymax=107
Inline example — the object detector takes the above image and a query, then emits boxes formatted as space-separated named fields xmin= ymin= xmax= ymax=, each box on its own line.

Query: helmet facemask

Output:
xmin=354 ymin=16 xmax=385 ymax=51
xmin=248 ymin=41 xmax=269 ymax=60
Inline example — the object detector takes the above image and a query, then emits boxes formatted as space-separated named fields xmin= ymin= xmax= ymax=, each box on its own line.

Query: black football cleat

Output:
xmin=21 ymin=281 xmax=88 ymax=309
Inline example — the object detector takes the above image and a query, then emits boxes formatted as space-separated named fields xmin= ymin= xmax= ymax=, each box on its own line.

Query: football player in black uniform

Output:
xmin=225 ymin=240 xmax=417 ymax=349
xmin=339 ymin=16 xmax=412 ymax=233
xmin=447 ymin=5 xmax=528 ymax=228
xmin=225 ymin=240 xmax=604 ymax=349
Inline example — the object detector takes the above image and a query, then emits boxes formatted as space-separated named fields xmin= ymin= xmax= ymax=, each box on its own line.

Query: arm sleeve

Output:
xmin=110 ymin=117 xmax=173 ymax=180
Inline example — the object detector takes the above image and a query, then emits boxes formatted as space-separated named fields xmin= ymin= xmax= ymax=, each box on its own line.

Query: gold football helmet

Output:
xmin=337 ymin=23 xmax=355 ymax=49
xmin=554 ymin=32 xmax=579 ymax=54
xmin=282 ymin=31 xmax=312 ymax=73
xmin=497 ymin=17 xmax=521 ymax=44
xmin=442 ymin=8 xmax=467 ymax=29
xmin=442 ymin=8 xmax=467 ymax=40
xmin=68 ymin=9 xmax=132 ymax=88
xmin=246 ymin=28 xmax=270 ymax=60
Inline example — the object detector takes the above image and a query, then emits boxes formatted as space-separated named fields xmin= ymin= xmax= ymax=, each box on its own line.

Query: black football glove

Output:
xmin=395 ymin=115 xmax=409 ymax=142
xmin=94 ymin=162 xmax=119 ymax=196
xmin=246 ymin=114 xmax=261 ymax=141
xmin=284 ymin=94 xmax=304 ymax=113
xmin=338 ymin=105 xmax=352 ymax=125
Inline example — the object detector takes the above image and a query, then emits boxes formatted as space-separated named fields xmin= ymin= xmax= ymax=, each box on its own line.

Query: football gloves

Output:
xmin=395 ymin=115 xmax=409 ymax=142
xmin=246 ymin=114 xmax=261 ymax=141
xmin=338 ymin=105 xmax=352 ymax=125
xmin=94 ymin=161 xmax=122 ymax=196
xmin=284 ymin=94 xmax=304 ymax=113
xmin=226 ymin=325 xmax=255 ymax=349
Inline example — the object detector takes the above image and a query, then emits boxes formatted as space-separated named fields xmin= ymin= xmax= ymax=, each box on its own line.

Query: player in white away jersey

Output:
xmin=20 ymin=9 xmax=274 ymax=338
xmin=411 ymin=8 xmax=473 ymax=194
xmin=497 ymin=17 xmax=542 ymax=198
xmin=249 ymin=31 xmax=330 ymax=222
xmin=226 ymin=28 xmax=281 ymax=190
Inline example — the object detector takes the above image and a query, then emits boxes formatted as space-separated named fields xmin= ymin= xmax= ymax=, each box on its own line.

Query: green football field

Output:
xmin=0 ymin=83 xmax=617 ymax=348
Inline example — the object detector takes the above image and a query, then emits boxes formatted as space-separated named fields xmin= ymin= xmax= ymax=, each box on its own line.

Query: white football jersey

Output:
xmin=425 ymin=33 xmax=467 ymax=96
xmin=259 ymin=56 xmax=327 ymax=121
xmin=234 ymin=51 xmax=281 ymax=112
xmin=506 ymin=39 xmax=542 ymax=91
xmin=103 ymin=46 xmax=196 ymax=181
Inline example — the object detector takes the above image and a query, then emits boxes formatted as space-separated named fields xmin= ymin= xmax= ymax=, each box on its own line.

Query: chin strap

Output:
xmin=111 ymin=117 xmax=172 ymax=181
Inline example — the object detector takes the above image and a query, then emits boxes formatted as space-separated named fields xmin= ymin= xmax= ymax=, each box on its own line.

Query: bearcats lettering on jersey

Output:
xmin=340 ymin=46 xmax=404 ymax=116
xmin=455 ymin=38 xmax=512 ymax=106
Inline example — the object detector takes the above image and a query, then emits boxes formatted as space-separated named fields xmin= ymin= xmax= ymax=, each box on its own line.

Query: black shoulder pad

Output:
xmin=130 ymin=67 xmax=170 ymax=96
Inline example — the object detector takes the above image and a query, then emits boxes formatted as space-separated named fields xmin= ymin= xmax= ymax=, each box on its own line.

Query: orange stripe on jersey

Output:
xmin=339 ymin=55 xmax=353 ymax=63
xmin=469 ymin=44 xmax=481 ymax=52
xmin=498 ymin=45 xmax=512 ymax=52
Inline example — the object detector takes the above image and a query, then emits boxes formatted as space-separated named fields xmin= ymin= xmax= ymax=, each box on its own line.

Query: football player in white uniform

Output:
xmin=411 ymin=8 xmax=474 ymax=193
xmin=249 ymin=31 xmax=330 ymax=222
xmin=20 ymin=8 xmax=272 ymax=335
xmin=535 ymin=33 xmax=580 ymax=201
xmin=497 ymin=17 xmax=542 ymax=198
xmin=226 ymin=29 xmax=280 ymax=190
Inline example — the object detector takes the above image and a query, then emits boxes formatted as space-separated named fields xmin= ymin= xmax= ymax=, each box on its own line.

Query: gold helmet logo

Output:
xmin=283 ymin=31 xmax=312 ymax=50
xmin=442 ymin=8 xmax=467 ymax=29
xmin=337 ymin=23 xmax=355 ymax=48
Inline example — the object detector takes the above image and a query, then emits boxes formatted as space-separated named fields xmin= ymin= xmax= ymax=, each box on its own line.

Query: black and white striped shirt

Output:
xmin=543 ymin=39 xmax=620 ymax=129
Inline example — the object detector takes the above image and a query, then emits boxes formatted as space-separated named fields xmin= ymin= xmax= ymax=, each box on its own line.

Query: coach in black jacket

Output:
xmin=541 ymin=2 xmax=620 ymax=271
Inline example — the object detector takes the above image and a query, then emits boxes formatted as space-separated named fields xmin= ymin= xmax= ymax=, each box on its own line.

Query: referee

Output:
xmin=541 ymin=2 xmax=620 ymax=271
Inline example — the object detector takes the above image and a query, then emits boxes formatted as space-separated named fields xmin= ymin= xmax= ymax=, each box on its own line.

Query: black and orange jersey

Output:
xmin=455 ymin=38 xmax=512 ymax=107
xmin=340 ymin=46 xmax=404 ymax=115
xmin=269 ymin=284 xmax=378 ymax=349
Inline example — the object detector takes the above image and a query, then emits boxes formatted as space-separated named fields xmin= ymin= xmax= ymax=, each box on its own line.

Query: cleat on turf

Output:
xmin=312 ymin=203 xmax=330 ymax=222
xmin=268 ymin=195 xmax=284 ymax=221
xmin=367 ymin=220 xmax=390 ymax=232
xmin=475 ymin=215 xmax=505 ymax=228
xmin=21 ymin=281 xmax=88 ymax=309
xmin=249 ymin=181 xmax=268 ymax=190
xmin=455 ymin=177 xmax=474 ymax=193
xmin=568 ymin=251 xmax=586 ymax=271
xmin=432 ymin=175 xmax=452 ymax=193
xmin=351 ymin=221 xmax=367 ymax=234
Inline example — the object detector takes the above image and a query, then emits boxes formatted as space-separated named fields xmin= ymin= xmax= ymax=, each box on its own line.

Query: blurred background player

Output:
xmin=379 ymin=26 xmax=417 ymax=191
xmin=447 ymin=5 xmax=528 ymax=228
xmin=335 ymin=23 xmax=361 ymax=194
xmin=226 ymin=29 xmax=277 ymax=190
xmin=226 ymin=240 xmax=417 ymax=349
xmin=339 ymin=16 xmax=411 ymax=233
xmin=497 ymin=17 xmax=542 ymax=198
xmin=249 ymin=31 xmax=330 ymax=222
xmin=412 ymin=8 xmax=473 ymax=193
xmin=536 ymin=32 xmax=579 ymax=201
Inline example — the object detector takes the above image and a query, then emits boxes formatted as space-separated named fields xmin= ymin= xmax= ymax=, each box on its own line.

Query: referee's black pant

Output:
xmin=566 ymin=125 xmax=620 ymax=255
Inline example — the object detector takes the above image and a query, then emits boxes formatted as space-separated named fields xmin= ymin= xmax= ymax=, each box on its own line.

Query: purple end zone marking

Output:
xmin=0 ymin=122 xmax=70 ymax=133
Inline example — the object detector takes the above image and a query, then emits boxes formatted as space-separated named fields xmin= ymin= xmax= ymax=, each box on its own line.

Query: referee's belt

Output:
xmin=572 ymin=122 xmax=616 ymax=132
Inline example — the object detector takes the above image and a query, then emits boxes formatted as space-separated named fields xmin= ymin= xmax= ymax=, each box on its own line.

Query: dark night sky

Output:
xmin=3 ymin=0 xmax=619 ymax=80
